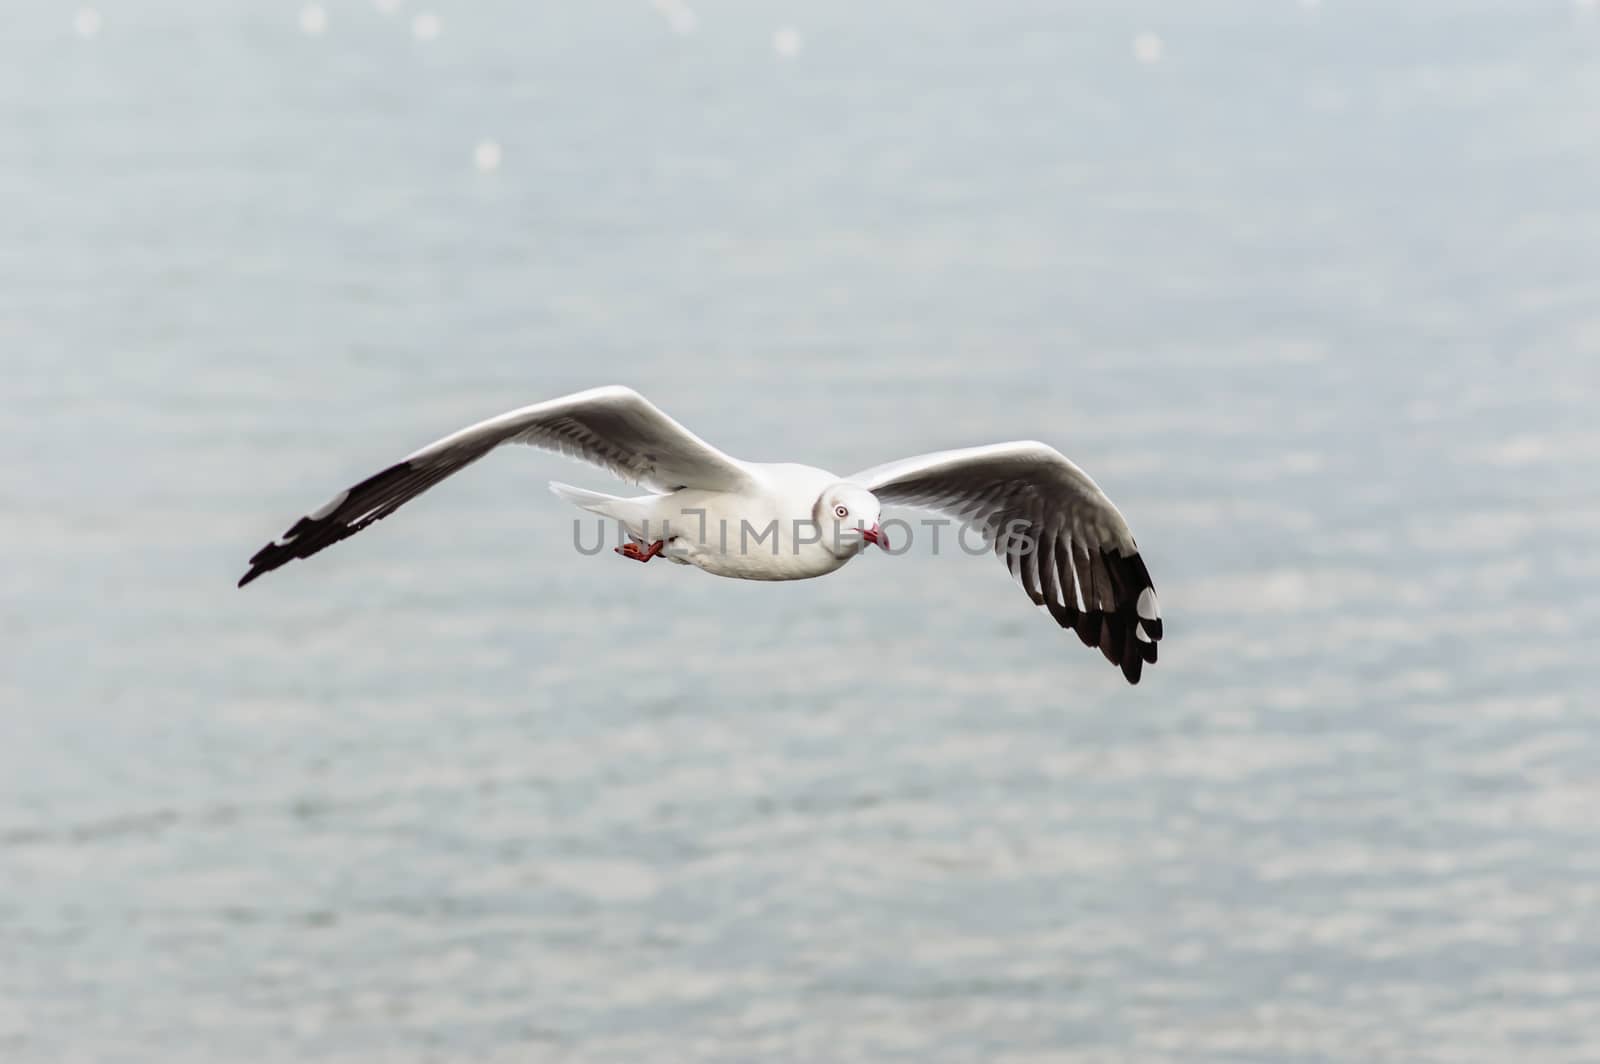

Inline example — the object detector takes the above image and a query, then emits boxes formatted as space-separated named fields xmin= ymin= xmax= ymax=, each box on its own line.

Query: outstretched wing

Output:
xmin=851 ymin=441 xmax=1162 ymax=684
xmin=238 ymin=385 xmax=753 ymax=587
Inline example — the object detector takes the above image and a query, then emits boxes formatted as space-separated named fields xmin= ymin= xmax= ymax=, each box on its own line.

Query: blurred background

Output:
xmin=4 ymin=0 xmax=1600 ymax=1060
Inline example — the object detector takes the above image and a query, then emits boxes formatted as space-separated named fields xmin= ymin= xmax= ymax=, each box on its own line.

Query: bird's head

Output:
xmin=814 ymin=482 xmax=887 ymax=557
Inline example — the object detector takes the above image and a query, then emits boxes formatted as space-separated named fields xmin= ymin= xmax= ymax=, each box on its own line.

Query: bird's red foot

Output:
xmin=615 ymin=540 xmax=665 ymax=563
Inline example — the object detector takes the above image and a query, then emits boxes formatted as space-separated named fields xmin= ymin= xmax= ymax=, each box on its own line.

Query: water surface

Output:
xmin=4 ymin=1 xmax=1599 ymax=1060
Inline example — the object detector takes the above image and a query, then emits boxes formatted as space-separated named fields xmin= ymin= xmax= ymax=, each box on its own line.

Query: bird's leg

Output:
xmin=614 ymin=539 xmax=665 ymax=563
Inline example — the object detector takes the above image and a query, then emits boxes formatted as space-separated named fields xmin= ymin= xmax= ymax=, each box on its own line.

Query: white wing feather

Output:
xmin=240 ymin=385 xmax=752 ymax=585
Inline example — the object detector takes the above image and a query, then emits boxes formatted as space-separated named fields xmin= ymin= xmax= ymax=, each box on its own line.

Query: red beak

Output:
xmin=860 ymin=523 xmax=888 ymax=550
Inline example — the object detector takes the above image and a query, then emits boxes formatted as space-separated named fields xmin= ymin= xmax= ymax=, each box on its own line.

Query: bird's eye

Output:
xmin=834 ymin=505 xmax=849 ymax=519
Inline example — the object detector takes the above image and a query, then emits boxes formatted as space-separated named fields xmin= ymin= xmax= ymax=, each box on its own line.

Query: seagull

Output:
xmin=239 ymin=386 xmax=1163 ymax=682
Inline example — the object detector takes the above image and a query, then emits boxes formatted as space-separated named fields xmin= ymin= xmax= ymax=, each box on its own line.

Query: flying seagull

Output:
xmin=239 ymin=386 xmax=1163 ymax=682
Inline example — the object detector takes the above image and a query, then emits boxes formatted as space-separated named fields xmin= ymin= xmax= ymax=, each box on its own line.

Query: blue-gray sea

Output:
xmin=4 ymin=0 xmax=1600 ymax=1060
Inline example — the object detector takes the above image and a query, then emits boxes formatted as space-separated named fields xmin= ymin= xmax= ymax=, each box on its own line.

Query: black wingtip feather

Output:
xmin=236 ymin=460 xmax=418 ymax=588
xmin=1033 ymin=546 xmax=1161 ymax=685
xmin=1121 ymin=618 xmax=1144 ymax=684
xmin=1098 ymin=613 xmax=1123 ymax=666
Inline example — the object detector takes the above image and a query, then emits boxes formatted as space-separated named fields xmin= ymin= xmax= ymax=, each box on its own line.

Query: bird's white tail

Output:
xmin=548 ymin=481 xmax=625 ymax=516
xmin=550 ymin=482 xmax=675 ymax=544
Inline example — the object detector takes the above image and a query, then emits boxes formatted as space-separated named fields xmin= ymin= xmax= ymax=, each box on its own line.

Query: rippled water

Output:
xmin=5 ymin=1 xmax=1600 ymax=1060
